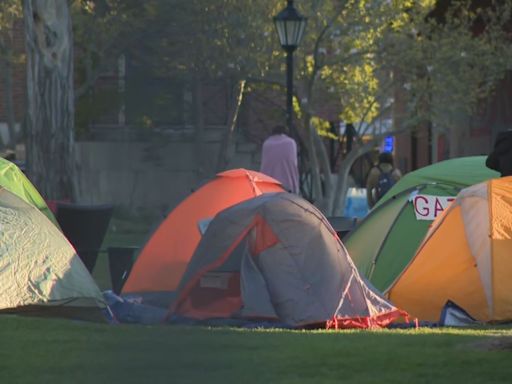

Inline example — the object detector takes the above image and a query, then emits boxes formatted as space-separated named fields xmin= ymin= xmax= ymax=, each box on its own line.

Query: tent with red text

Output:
xmin=169 ymin=192 xmax=406 ymax=328
xmin=345 ymin=156 xmax=498 ymax=293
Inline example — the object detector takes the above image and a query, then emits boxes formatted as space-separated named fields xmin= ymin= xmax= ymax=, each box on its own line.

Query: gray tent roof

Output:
xmin=172 ymin=193 xmax=403 ymax=327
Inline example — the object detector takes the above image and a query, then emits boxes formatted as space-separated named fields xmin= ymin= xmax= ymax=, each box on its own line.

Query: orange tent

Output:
xmin=122 ymin=169 xmax=284 ymax=303
xmin=388 ymin=177 xmax=512 ymax=322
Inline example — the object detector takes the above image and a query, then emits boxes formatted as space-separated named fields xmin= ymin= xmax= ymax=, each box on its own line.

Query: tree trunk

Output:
xmin=23 ymin=0 xmax=76 ymax=200
xmin=193 ymin=73 xmax=207 ymax=182
xmin=330 ymin=140 xmax=377 ymax=216
xmin=215 ymin=79 xmax=246 ymax=172
xmin=313 ymin=128 xmax=333 ymax=213
xmin=2 ymin=53 xmax=17 ymax=150
xmin=447 ymin=124 xmax=466 ymax=158
xmin=303 ymin=113 xmax=323 ymax=204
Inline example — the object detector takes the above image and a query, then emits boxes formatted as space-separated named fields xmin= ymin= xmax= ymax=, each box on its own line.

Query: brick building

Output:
xmin=0 ymin=20 xmax=27 ymax=151
xmin=393 ymin=0 xmax=512 ymax=173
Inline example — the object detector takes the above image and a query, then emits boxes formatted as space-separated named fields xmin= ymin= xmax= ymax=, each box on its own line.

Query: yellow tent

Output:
xmin=388 ymin=177 xmax=512 ymax=322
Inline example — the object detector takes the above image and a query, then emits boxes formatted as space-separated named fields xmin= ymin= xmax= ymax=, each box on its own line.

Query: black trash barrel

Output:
xmin=56 ymin=203 xmax=113 ymax=273
xmin=108 ymin=246 xmax=139 ymax=294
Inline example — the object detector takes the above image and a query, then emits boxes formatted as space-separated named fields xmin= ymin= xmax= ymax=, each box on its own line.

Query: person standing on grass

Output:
xmin=260 ymin=125 xmax=299 ymax=194
xmin=366 ymin=151 xmax=402 ymax=208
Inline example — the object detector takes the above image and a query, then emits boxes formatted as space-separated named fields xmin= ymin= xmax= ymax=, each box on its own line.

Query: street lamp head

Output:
xmin=273 ymin=0 xmax=307 ymax=52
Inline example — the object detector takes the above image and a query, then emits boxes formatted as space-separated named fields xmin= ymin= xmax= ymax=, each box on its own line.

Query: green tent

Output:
xmin=0 ymin=158 xmax=56 ymax=224
xmin=344 ymin=156 xmax=499 ymax=292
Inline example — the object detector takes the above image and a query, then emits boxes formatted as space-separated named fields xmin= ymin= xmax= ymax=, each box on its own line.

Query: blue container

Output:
xmin=343 ymin=188 xmax=369 ymax=218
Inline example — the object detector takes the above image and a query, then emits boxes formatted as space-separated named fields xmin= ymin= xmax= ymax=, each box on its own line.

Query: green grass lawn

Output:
xmin=1 ymin=316 xmax=512 ymax=383
xmin=6 ymin=213 xmax=511 ymax=383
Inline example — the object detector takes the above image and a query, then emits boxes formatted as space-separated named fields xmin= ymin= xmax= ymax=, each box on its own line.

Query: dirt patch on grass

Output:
xmin=469 ymin=336 xmax=512 ymax=351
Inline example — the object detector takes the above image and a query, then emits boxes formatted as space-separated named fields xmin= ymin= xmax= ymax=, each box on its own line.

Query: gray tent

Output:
xmin=170 ymin=193 xmax=405 ymax=328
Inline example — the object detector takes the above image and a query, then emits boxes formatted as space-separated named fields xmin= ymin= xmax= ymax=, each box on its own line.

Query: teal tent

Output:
xmin=344 ymin=156 xmax=499 ymax=292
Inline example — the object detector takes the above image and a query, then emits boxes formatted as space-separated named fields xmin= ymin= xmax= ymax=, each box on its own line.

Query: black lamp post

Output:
xmin=273 ymin=0 xmax=307 ymax=139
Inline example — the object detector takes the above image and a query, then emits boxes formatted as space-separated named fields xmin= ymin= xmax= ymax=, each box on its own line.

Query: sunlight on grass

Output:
xmin=10 ymin=212 xmax=511 ymax=383
xmin=2 ymin=315 xmax=512 ymax=383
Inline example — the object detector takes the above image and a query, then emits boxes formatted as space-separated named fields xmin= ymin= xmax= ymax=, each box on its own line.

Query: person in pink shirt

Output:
xmin=260 ymin=125 xmax=299 ymax=194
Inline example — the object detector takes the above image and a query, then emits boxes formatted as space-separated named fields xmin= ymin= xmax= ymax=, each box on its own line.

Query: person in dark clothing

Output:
xmin=486 ymin=130 xmax=512 ymax=177
xmin=366 ymin=151 xmax=402 ymax=208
